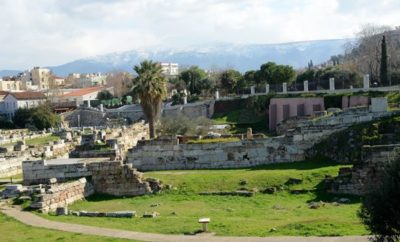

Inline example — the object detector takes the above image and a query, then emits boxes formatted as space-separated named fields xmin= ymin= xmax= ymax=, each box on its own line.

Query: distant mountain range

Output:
xmin=1 ymin=39 xmax=351 ymax=77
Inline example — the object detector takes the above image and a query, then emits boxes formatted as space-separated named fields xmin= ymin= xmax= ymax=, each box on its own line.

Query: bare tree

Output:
xmin=106 ymin=71 xmax=133 ymax=98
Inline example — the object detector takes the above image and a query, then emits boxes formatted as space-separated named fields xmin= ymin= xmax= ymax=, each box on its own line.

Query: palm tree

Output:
xmin=133 ymin=60 xmax=167 ymax=139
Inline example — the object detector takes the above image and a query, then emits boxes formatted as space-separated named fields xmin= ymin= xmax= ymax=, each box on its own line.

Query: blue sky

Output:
xmin=0 ymin=0 xmax=399 ymax=69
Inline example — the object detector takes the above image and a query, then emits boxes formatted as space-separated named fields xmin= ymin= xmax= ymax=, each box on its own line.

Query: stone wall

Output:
xmin=127 ymin=134 xmax=323 ymax=171
xmin=63 ymin=108 xmax=106 ymax=127
xmin=327 ymin=144 xmax=400 ymax=195
xmin=0 ymin=157 xmax=25 ymax=177
xmin=88 ymin=162 xmax=152 ymax=196
xmin=22 ymin=158 xmax=160 ymax=197
xmin=305 ymin=110 xmax=400 ymax=163
xmin=163 ymin=101 xmax=215 ymax=119
xmin=22 ymin=159 xmax=94 ymax=185
xmin=30 ymin=178 xmax=94 ymax=213
xmin=70 ymin=149 xmax=119 ymax=159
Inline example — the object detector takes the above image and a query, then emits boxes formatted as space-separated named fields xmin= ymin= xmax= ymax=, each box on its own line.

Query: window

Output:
xmin=283 ymin=104 xmax=290 ymax=120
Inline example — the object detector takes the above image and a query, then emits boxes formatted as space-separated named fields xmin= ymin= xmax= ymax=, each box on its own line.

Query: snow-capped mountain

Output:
xmin=2 ymin=39 xmax=351 ymax=77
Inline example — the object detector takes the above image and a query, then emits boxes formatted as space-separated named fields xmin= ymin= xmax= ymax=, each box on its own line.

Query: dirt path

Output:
xmin=1 ymin=206 xmax=369 ymax=242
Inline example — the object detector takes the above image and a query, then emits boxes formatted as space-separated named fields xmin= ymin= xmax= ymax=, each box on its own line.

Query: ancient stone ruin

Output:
xmin=327 ymin=144 xmax=400 ymax=195
xmin=18 ymin=158 xmax=162 ymax=212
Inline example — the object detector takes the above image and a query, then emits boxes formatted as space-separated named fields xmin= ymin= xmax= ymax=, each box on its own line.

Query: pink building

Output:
xmin=269 ymin=97 xmax=325 ymax=130
xmin=342 ymin=96 xmax=369 ymax=109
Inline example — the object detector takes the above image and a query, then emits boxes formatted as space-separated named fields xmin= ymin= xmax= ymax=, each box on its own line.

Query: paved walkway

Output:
xmin=0 ymin=206 xmax=369 ymax=242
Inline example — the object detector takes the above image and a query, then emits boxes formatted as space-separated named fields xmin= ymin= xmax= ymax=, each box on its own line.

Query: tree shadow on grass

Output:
xmin=84 ymin=193 xmax=124 ymax=202
xmin=307 ymin=180 xmax=362 ymax=205
xmin=248 ymin=159 xmax=340 ymax=171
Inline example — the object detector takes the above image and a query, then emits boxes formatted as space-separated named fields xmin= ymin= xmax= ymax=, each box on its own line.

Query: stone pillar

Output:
xmin=182 ymin=89 xmax=187 ymax=105
xmin=329 ymin=78 xmax=335 ymax=91
xmin=282 ymin=82 xmax=287 ymax=94
xmin=215 ymin=90 xmax=220 ymax=100
xmin=250 ymin=86 xmax=255 ymax=95
xmin=265 ymin=84 xmax=270 ymax=94
xmin=99 ymin=104 xmax=104 ymax=112
xmin=303 ymin=80 xmax=309 ymax=92
xmin=87 ymin=100 xmax=91 ymax=108
xmin=363 ymin=74 xmax=370 ymax=90
xmin=77 ymin=114 xmax=80 ymax=127
xmin=246 ymin=128 xmax=253 ymax=139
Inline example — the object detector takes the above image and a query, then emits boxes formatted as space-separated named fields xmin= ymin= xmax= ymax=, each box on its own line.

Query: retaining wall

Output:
xmin=30 ymin=178 xmax=94 ymax=213
xmin=328 ymin=144 xmax=400 ymax=195
xmin=126 ymin=133 xmax=329 ymax=171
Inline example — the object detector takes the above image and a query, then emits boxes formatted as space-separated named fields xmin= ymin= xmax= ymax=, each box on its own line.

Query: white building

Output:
xmin=55 ymin=86 xmax=110 ymax=106
xmin=0 ymin=78 xmax=22 ymax=92
xmin=160 ymin=63 xmax=179 ymax=76
xmin=18 ymin=67 xmax=52 ymax=90
xmin=1 ymin=91 xmax=46 ymax=120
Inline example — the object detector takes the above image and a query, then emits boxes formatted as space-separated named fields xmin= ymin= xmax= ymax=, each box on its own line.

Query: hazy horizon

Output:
xmin=0 ymin=0 xmax=399 ymax=70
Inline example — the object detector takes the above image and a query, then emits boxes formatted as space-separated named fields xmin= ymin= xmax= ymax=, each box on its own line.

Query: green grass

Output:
xmin=0 ymin=213 xmax=136 ymax=242
xmin=25 ymin=134 xmax=60 ymax=146
xmin=0 ymin=173 xmax=23 ymax=180
xmin=40 ymin=161 xmax=368 ymax=237
xmin=187 ymin=137 xmax=241 ymax=144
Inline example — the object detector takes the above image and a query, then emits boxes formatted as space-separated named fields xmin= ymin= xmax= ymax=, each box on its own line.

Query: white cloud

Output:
xmin=0 ymin=0 xmax=399 ymax=69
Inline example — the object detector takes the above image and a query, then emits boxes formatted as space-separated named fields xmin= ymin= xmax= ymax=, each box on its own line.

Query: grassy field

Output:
xmin=25 ymin=134 xmax=60 ymax=146
xmin=41 ymin=161 xmax=368 ymax=237
xmin=0 ymin=213 xmax=135 ymax=242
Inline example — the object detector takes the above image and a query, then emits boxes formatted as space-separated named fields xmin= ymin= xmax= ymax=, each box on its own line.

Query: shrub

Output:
xmin=358 ymin=156 xmax=400 ymax=242
xmin=13 ymin=103 xmax=60 ymax=130
xmin=157 ymin=115 xmax=213 ymax=136
xmin=0 ymin=117 xmax=15 ymax=129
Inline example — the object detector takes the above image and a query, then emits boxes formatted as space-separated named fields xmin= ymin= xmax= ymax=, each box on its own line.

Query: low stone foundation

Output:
xmin=30 ymin=178 xmax=94 ymax=213
xmin=327 ymin=144 xmax=400 ymax=195
xmin=22 ymin=158 xmax=162 ymax=197
xmin=0 ymin=157 xmax=24 ymax=177
xmin=88 ymin=162 xmax=153 ymax=196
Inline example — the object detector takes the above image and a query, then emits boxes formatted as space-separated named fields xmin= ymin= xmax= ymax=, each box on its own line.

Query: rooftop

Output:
xmin=7 ymin=91 xmax=46 ymax=100
xmin=62 ymin=86 xmax=104 ymax=97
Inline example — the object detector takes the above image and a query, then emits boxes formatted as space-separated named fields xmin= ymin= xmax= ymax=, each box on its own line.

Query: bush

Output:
xmin=0 ymin=117 xmax=15 ymax=129
xmin=97 ymin=90 xmax=113 ymax=100
xmin=13 ymin=103 xmax=60 ymax=130
xmin=358 ymin=156 xmax=400 ymax=242
xmin=157 ymin=115 xmax=213 ymax=136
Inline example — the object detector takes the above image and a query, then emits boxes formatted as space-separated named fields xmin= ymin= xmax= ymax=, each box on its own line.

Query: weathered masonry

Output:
xmin=127 ymin=107 xmax=397 ymax=171
xmin=327 ymin=144 xmax=400 ymax=195
xmin=22 ymin=158 xmax=161 ymax=196
xmin=127 ymin=135 xmax=323 ymax=171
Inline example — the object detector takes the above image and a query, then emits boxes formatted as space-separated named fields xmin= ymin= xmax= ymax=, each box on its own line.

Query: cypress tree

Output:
xmin=380 ymin=35 xmax=388 ymax=86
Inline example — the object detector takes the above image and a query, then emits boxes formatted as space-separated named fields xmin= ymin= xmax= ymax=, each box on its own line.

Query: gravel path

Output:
xmin=0 ymin=206 xmax=369 ymax=242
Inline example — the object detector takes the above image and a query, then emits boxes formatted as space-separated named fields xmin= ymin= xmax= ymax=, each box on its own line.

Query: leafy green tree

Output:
xmin=133 ymin=60 xmax=167 ymax=139
xmin=179 ymin=66 xmax=207 ymax=95
xmin=380 ymin=35 xmax=389 ymax=85
xmin=271 ymin=65 xmax=296 ymax=84
xmin=13 ymin=103 xmax=60 ymax=130
xmin=315 ymin=67 xmax=362 ymax=89
xmin=244 ymin=70 xmax=256 ymax=85
xmin=97 ymin=90 xmax=113 ymax=100
xmin=13 ymin=108 xmax=32 ymax=128
xmin=219 ymin=69 xmax=243 ymax=93
xmin=255 ymin=62 xmax=296 ymax=85
xmin=359 ymin=157 xmax=400 ymax=242
xmin=0 ymin=117 xmax=15 ymax=129
xmin=31 ymin=104 xmax=61 ymax=130
xmin=296 ymin=69 xmax=316 ymax=83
